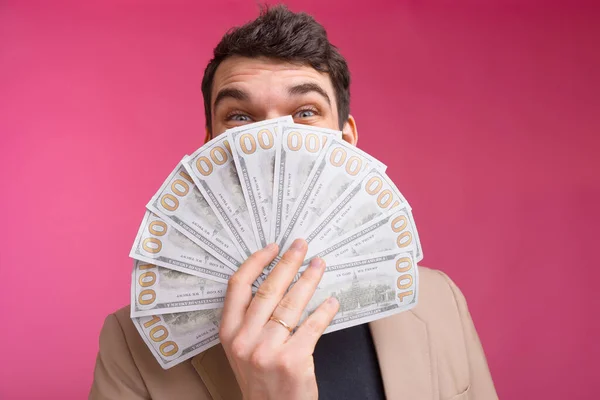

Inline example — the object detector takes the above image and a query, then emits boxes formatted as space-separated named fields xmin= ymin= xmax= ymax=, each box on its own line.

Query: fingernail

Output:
xmin=290 ymin=239 xmax=306 ymax=251
xmin=265 ymin=243 xmax=278 ymax=251
xmin=327 ymin=297 xmax=339 ymax=306
xmin=309 ymin=258 xmax=324 ymax=269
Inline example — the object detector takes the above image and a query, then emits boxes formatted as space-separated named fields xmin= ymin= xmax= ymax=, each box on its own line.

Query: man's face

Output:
xmin=209 ymin=56 xmax=357 ymax=143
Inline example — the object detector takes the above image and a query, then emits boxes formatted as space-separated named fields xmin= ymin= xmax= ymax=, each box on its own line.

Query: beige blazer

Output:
xmin=90 ymin=267 xmax=497 ymax=399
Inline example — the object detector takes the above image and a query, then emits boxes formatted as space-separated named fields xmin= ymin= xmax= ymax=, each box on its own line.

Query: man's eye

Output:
xmin=227 ymin=113 xmax=252 ymax=122
xmin=294 ymin=109 xmax=317 ymax=118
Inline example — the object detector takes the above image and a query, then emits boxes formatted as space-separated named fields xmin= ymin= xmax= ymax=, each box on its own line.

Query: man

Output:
xmin=91 ymin=6 xmax=497 ymax=400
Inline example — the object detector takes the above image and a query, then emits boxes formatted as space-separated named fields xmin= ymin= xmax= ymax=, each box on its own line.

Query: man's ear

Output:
xmin=341 ymin=115 xmax=358 ymax=146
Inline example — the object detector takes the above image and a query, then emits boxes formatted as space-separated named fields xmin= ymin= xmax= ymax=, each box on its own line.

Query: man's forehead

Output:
xmin=212 ymin=56 xmax=334 ymax=98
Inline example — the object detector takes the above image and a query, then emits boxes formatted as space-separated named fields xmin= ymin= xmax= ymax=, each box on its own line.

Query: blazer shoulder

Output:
xmin=109 ymin=305 xmax=153 ymax=343
xmin=113 ymin=304 xmax=133 ymax=327
xmin=411 ymin=266 xmax=467 ymax=325
xmin=417 ymin=266 xmax=462 ymax=295
xmin=97 ymin=305 xmax=157 ymax=378
xmin=102 ymin=305 xmax=167 ymax=367
xmin=98 ymin=305 xmax=137 ymax=353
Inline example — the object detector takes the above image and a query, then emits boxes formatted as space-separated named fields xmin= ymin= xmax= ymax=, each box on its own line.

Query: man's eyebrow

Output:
xmin=287 ymin=83 xmax=331 ymax=105
xmin=213 ymin=88 xmax=250 ymax=110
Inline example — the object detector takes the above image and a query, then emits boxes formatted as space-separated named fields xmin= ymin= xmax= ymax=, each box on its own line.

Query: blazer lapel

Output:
xmin=369 ymin=310 xmax=438 ymax=400
xmin=192 ymin=345 xmax=242 ymax=400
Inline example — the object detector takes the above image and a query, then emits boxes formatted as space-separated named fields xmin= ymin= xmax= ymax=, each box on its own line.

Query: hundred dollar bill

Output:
xmin=229 ymin=117 xmax=292 ymax=249
xmin=303 ymin=167 xmax=411 ymax=258
xmin=147 ymin=162 xmax=243 ymax=270
xmin=132 ymin=309 xmax=222 ymax=369
xmin=298 ymin=249 xmax=418 ymax=335
xmin=270 ymin=123 xmax=342 ymax=243
xmin=130 ymin=260 xmax=226 ymax=317
xmin=183 ymin=135 xmax=257 ymax=259
xmin=307 ymin=206 xmax=422 ymax=265
xmin=276 ymin=137 xmax=386 ymax=254
xmin=130 ymin=211 xmax=234 ymax=283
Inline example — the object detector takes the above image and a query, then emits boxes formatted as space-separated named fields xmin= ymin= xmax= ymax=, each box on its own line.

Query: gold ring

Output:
xmin=269 ymin=316 xmax=294 ymax=333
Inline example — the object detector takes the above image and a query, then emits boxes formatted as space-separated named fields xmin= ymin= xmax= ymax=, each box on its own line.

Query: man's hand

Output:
xmin=219 ymin=239 xmax=339 ymax=400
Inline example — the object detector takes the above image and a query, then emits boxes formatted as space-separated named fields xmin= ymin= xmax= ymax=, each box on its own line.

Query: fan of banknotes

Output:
xmin=129 ymin=116 xmax=423 ymax=369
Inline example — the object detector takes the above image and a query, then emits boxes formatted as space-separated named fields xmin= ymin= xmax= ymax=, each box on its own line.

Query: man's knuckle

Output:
xmin=227 ymin=275 xmax=243 ymax=288
xmin=277 ymin=353 xmax=297 ymax=375
xmin=276 ymin=295 xmax=298 ymax=313
xmin=255 ymin=281 xmax=277 ymax=300
xmin=230 ymin=337 xmax=248 ymax=359
xmin=250 ymin=348 xmax=272 ymax=371
xmin=277 ymin=254 xmax=298 ymax=269
xmin=305 ymin=318 xmax=323 ymax=336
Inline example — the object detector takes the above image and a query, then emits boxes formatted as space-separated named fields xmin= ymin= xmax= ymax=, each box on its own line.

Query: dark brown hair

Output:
xmin=201 ymin=5 xmax=351 ymax=135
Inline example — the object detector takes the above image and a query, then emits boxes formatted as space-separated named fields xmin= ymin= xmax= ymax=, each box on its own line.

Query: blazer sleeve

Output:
xmin=439 ymin=271 xmax=499 ymax=399
xmin=89 ymin=313 xmax=150 ymax=400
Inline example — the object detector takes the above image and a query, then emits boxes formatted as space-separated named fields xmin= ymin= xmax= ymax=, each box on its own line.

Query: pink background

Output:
xmin=1 ymin=1 xmax=599 ymax=398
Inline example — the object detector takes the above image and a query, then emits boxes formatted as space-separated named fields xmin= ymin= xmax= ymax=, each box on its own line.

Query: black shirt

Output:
xmin=313 ymin=324 xmax=386 ymax=400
